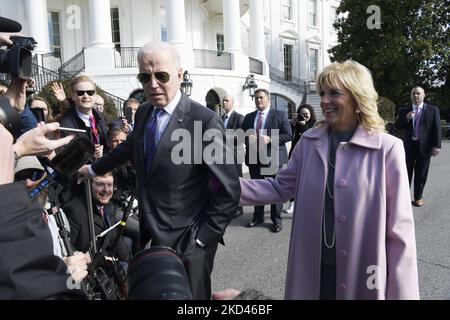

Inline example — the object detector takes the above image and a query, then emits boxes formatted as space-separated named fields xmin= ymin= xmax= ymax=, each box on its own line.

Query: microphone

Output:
xmin=0 ymin=16 xmax=22 ymax=33
xmin=29 ymin=137 xmax=95 ymax=199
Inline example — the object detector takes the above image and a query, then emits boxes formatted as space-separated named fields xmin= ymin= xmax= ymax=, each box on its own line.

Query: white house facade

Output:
xmin=0 ymin=0 xmax=340 ymax=118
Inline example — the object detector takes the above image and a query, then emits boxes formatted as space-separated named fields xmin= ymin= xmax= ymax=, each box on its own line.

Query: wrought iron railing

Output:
xmin=269 ymin=65 xmax=309 ymax=93
xmin=114 ymin=47 xmax=139 ymax=68
xmin=249 ymin=57 xmax=263 ymax=75
xmin=30 ymin=63 xmax=62 ymax=92
xmin=194 ymin=49 xmax=232 ymax=70
xmin=103 ymin=91 xmax=126 ymax=116
xmin=33 ymin=52 xmax=62 ymax=72
xmin=58 ymin=48 xmax=85 ymax=77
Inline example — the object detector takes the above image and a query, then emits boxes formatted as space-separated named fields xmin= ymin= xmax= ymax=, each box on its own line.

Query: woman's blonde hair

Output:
xmin=316 ymin=60 xmax=385 ymax=132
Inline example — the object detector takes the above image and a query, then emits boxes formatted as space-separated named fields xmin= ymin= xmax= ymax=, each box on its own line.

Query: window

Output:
xmin=283 ymin=44 xmax=293 ymax=81
xmin=47 ymin=11 xmax=61 ymax=58
xmin=216 ymin=34 xmax=224 ymax=53
xmin=161 ymin=27 xmax=167 ymax=41
xmin=308 ymin=0 xmax=317 ymax=26
xmin=309 ymin=48 xmax=318 ymax=82
xmin=330 ymin=6 xmax=338 ymax=31
xmin=281 ymin=0 xmax=291 ymax=20
xmin=110 ymin=8 xmax=120 ymax=49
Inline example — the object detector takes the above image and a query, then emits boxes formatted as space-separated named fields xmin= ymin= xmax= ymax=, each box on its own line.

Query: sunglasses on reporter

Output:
xmin=75 ymin=90 xmax=96 ymax=96
xmin=15 ymin=169 xmax=46 ymax=182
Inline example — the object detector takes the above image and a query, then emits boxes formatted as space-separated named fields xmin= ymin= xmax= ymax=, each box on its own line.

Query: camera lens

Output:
xmin=127 ymin=246 xmax=193 ymax=300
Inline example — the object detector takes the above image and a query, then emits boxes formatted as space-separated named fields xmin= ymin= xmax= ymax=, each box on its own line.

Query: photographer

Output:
xmin=14 ymin=156 xmax=91 ymax=284
xmin=0 ymin=17 xmax=83 ymax=298
xmin=284 ymin=104 xmax=317 ymax=214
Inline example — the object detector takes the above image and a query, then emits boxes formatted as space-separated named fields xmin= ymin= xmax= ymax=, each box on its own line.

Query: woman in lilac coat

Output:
xmin=240 ymin=61 xmax=419 ymax=300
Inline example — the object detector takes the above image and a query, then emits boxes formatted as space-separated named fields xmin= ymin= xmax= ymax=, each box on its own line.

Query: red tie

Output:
xmin=89 ymin=115 xmax=99 ymax=144
xmin=256 ymin=112 xmax=263 ymax=135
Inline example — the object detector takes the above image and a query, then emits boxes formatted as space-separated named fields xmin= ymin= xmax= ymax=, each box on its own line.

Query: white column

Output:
xmin=88 ymin=0 xmax=114 ymax=48
xmin=249 ymin=0 xmax=266 ymax=62
xmin=223 ymin=0 xmax=242 ymax=53
xmin=223 ymin=0 xmax=248 ymax=73
xmin=85 ymin=0 xmax=115 ymax=72
xmin=166 ymin=0 xmax=194 ymax=70
xmin=166 ymin=0 xmax=186 ymax=46
xmin=24 ymin=0 xmax=50 ymax=54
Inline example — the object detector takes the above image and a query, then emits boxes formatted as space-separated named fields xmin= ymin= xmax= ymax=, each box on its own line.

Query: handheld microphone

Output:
xmin=29 ymin=137 xmax=95 ymax=199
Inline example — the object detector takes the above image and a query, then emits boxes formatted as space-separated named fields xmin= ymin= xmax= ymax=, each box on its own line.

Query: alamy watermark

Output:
xmin=366 ymin=5 xmax=381 ymax=30
xmin=169 ymin=122 xmax=281 ymax=176
xmin=366 ymin=265 xmax=381 ymax=290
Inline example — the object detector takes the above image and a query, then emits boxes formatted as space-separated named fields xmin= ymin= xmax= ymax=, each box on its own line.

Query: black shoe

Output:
xmin=272 ymin=224 xmax=282 ymax=233
xmin=247 ymin=218 xmax=264 ymax=228
xmin=233 ymin=207 xmax=244 ymax=219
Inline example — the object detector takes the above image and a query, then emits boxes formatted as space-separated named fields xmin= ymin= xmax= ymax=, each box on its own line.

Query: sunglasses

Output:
xmin=75 ymin=90 xmax=96 ymax=96
xmin=15 ymin=169 xmax=45 ymax=182
xmin=137 ymin=71 xmax=171 ymax=84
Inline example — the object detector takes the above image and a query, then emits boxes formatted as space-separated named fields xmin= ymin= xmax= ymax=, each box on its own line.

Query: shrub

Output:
xmin=38 ymin=80 xmax=118 ymax=121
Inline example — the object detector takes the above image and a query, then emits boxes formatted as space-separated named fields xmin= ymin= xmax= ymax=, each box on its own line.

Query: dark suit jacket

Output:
xmin=63 ymin=195 xmax=130 ymax=261
xmin=224 ymin=111 xmax=244 ymax=130
xmin=224 ymin=111 xmax=244 ymax=164
xmin=0 ymin=182 xmax=84 ymax=299
xmin=395 ymin=103 xmax=442 ymax=157
xmin=59 ymin=108 xmax=109 ymax=149
xmin=91 ymin=94 xmax=240 ymax=252
xmin=241 ymin=108 xmax=292 ymax=168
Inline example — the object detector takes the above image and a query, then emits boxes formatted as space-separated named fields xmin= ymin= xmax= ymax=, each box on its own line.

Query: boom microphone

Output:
xmin=29 ymin=137 xmax=95 ymax=199
xmin=0 ymin=16 xmax=22 ymax=33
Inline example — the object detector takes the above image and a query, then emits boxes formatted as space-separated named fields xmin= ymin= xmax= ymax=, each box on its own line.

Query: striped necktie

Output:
xmin=89 ymin=115 xmax=99 ymax=144
xmin=144 ymin=108 xmax=162 ymax=170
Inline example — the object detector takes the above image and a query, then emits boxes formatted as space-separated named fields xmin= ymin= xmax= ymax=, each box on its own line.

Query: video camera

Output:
xmin=0 ymin=17 xmax=37 ymax=139
xmin=0 ymin=36 xmax=37 ymax=80
xmin=297 ymin=113 xmax=305 ymax=122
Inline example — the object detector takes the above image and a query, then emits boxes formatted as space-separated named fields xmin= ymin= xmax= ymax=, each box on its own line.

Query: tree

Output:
xmin=329 ymin=0 xmax=449 ymax=118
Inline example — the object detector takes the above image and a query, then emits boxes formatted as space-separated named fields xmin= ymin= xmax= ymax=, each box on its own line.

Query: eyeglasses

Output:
xmin=137 ymin=72 xmax=171 ymax=85
xmin=75 ymin=90 xmax=96 ymax=96
xmin=301 ymin=113 xmax=310 ymax=117
xmin=15 ymin=169 xmax=45 ymax=182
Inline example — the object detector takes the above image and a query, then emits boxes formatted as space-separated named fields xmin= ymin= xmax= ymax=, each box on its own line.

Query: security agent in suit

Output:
xmin=222 ymin=95 xmax=245 ymax=217
xmin=79 ymin=42 xmax=240 ymax=300
xmin=241 ymin=88 xmax=292 ymax=232
xmin=394 ymin=86 xmax=441 ymax=207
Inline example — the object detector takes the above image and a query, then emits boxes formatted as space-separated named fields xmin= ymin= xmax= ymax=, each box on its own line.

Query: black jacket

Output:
xmin=0 ymin=182 xmax=84 ymax=299
xmin=395 ymin=103 xmax=442 ymax=157
xmin=63 ymin=194 xmax=131 ymax=262
xmin=241 ymin=108 xmax=292 ymax=168
xmin=91 ymin=94 xmax=240 ymax=252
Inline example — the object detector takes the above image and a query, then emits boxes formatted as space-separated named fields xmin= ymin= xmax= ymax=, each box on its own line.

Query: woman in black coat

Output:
xmin=285 ymin=104 xmax=316 ymax=213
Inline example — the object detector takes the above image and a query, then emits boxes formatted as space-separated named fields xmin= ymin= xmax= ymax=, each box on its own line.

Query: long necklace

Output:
xmin=323 ymin=129 xmax=335 ymax=248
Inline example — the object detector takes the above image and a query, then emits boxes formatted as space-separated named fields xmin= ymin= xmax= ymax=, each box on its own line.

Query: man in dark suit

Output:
xmin=63 ymin=172 xmax=131 ymax=262
xmin=241 ymin=88 xmax=292 ymax=232
xmin=59 ymin=75 xmax=109 ymax=160
xmin=79 ymin=42 xmax=240 ymax=299
xmin=222 ymin=95 xmax=245 ymax=218
xmin=394 ymin=86 xmax=441 ymax=207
